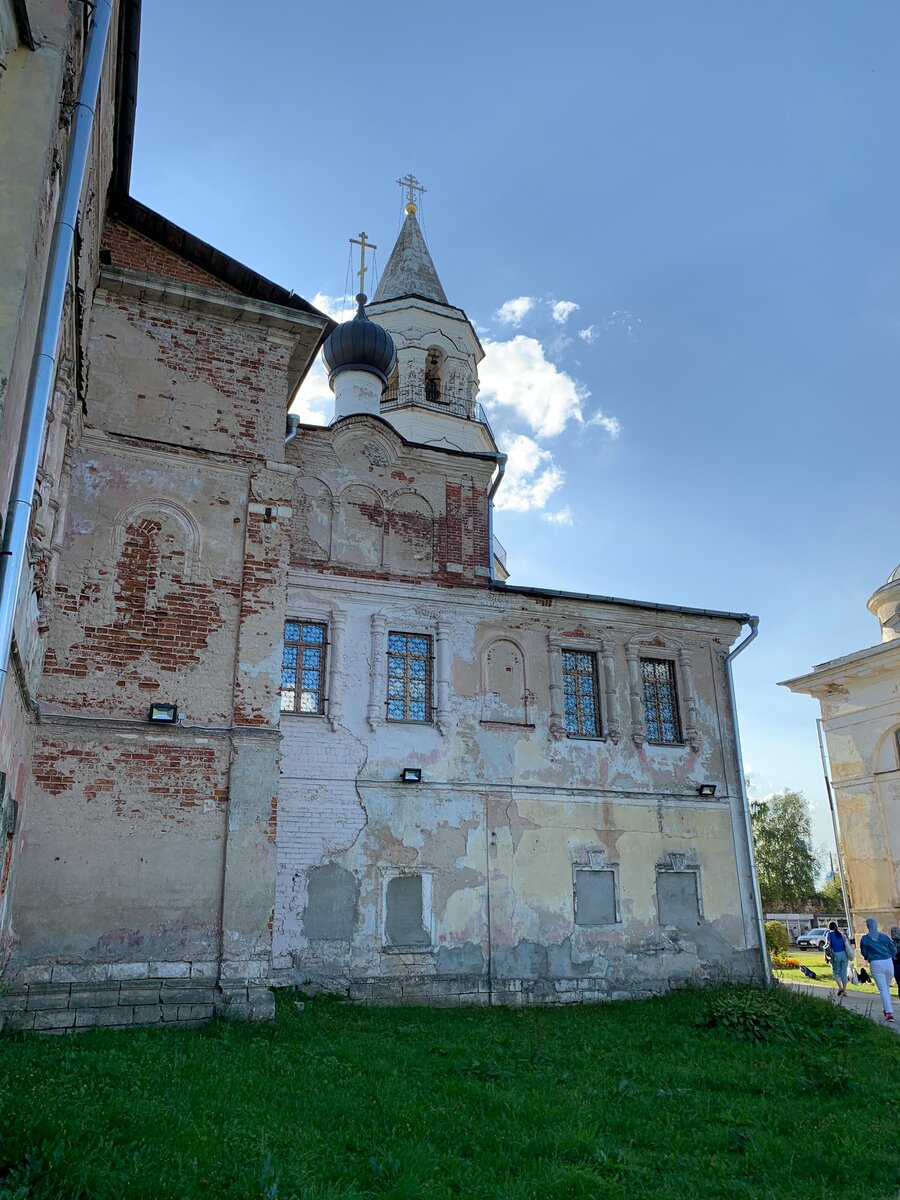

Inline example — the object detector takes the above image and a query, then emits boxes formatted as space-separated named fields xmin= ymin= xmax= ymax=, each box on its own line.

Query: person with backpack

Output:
xmin=859 ymin=917 xmax=896 ymax=1022
xmin=825 ymin=921 xmax=851 ymax=997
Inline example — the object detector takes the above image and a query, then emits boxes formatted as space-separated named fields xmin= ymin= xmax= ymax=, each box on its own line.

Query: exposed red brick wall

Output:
xmin=98 ymin=290 xmax=287 ymax=457
xmin=43 ymin=518 xmax=240 ymax=719
xmin=32 ymin=739 xmax=228 ymax=822
xmin=102 ymin=219 xmax=239 ymax=294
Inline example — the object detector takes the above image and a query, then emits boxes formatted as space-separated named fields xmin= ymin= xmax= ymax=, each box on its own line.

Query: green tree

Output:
xmin=764 ymin=920 xmax=789 ymax=953
xmin=818 ymin=872 xmax=846 ymax=913
xmin=750 ymin=789 xmax=821 ymax=910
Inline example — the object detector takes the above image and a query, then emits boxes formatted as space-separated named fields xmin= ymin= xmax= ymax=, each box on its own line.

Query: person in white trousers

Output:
xmin=859 ymin=917 xmax=897 ymax=1023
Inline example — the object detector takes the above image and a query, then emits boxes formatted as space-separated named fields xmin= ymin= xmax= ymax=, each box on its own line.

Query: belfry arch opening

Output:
xmin=424 ymin=346 xmax=445 ymax=403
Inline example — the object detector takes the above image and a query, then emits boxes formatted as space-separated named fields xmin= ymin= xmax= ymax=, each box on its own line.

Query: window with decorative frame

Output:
xmin=386 ymin=632 xmax=433 ymax=722
xmin=640 ymin=657 xmax=682 ymax=744
xmin=562 ymin=649 xmax=602 ymax=737
xmin=281 ymin=621 xmax=327 ymax=714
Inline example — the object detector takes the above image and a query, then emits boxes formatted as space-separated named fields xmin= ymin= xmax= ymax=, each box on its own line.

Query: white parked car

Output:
xmin=796 ymin=927 xmax=829 ymax=950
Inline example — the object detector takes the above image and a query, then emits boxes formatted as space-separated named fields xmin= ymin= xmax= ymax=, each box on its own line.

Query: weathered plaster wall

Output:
xmin=6 ymin=222 xmax=317 ymax=1024
xmin=275 ymin=572 xmax=760 ymax=1004
xmin=287 ymin=417 xmax=494 ymax=586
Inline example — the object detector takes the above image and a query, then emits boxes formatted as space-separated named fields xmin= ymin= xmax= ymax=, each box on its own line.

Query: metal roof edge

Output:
xmin=490 ymin=581 xmax=753 ymax=624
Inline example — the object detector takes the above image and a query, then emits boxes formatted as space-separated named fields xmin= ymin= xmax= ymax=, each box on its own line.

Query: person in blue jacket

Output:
xmin=859 ymin=917 xmax=896 ymax=1022
xmin=825 ymin=921 xmax=850 ymax=997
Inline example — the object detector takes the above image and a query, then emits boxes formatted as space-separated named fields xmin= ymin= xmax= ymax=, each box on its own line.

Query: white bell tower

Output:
xmin=367 ymin=176 xmax=496 ymax=456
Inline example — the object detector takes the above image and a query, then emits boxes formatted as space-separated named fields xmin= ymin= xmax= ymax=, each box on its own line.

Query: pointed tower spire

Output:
xmin=372 ymin=178 xmax=448 ymax=305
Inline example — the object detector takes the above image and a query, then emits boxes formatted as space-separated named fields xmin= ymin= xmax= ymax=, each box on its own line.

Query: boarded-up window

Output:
xmin=574 ymin=869 xmax=617 ymax=925
xmin=657 ymin=871 xmax=701 ymax=929
xmin=385 ymin=875 xmax=430 ymax=946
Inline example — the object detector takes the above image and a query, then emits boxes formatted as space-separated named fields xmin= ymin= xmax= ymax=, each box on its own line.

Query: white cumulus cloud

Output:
xmin=495 ymin=296 xmax=534 ymax=326
xmin=541 ymin=505 xmax=574 ymax=526
xmin=494 ymin=434 xmax=564 ymax=512
xmin=550 ymin=300 xmax=579 ymax=324
xmin=311 ymin=292 xmax=355 ymax=321
xmin=578 ymin=325 xmax=597 ymax=344
xmin=479 ymin=335 xmax=586 ymax=438
xmin=290 ymin=355 xmax=332 ymax=426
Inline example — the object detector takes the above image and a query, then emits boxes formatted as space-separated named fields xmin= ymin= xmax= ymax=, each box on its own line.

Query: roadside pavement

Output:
xmin=783 ymin=979 xmax=900 ymax=1034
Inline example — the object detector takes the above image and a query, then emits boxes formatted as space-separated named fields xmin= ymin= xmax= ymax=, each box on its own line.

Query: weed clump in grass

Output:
xmin=698 ymin=983 xmax=859 ymax=1046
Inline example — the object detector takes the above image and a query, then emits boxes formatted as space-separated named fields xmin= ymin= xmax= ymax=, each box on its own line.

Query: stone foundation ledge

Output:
xmin=5 ymin=958 xmax=272 ymax=986
xmin=277 ymin=972 xmax=682 ymax=1007
xmin=0 ymin=978 xmax=275 ymax=1034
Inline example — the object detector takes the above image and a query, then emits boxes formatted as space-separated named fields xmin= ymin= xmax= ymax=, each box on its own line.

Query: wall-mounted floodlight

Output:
xmin=148 ymin=703 xmax=178 ymax=724
xmin=401 ymin=768 xmax=422 ymax=784
xmin=697 ymin=782 xmax=717 ymax=797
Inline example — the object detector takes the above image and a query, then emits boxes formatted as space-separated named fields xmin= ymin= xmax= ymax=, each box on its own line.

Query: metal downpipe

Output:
xmin=486 ymin=453 xmax=507 ymax=583
xmin=0 ymin=0 xmax=115 ymax=711
xmin=725 ymin=616 xmax=772 ymax=986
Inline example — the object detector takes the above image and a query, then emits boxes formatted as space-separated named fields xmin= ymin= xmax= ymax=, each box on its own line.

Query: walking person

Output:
xmin=825 ymin=921 xmax=850 ymax=997
xmin=859 ymin=917 xmax=896 ymax=1022
xmin=891 ymin=926 xmax=900 ymax=998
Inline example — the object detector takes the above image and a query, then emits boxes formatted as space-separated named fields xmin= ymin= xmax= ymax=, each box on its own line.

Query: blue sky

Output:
xmin=132 ymin=2 xmax=900 ymax=856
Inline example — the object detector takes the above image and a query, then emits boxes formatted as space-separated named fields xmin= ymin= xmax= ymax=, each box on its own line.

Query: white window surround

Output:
xmin=381 ymin=869 xmax=434 ymax=952
xmin=625 ymin=637 xmax=700 ymax=751
xmin=280 ymin=604 xmax=347 ymax=731
xmin=548 ymin=633 xmax=620 ymax=743
xmin=367 ymin=612 xmax=450 ymax=734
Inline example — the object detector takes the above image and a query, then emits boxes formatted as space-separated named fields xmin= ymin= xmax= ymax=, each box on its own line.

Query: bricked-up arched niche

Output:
xmin=332 ymin=484 xmax=385 ymax=569
xmin=385 ymin=492 xmax=434 ymax=576
xmin=481 ymin=636 xmax=528 ymax=724
xmin=290 ymin=477 xmax=333 ymax=563
xmin=111 ymin=501 xmax=201 ymax=617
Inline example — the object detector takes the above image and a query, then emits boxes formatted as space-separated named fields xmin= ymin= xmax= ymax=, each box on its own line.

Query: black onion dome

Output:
xmin=322 ymin=294 xmax=396 ymax=388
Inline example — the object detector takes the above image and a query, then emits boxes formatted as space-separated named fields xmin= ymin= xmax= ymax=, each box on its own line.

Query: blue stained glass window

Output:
xmin=561 ymin=649 xmax=601 ymax=737
xmin=282 ymin=621 xmax=327 ymax=715
xmin=640 ymin=658 xmax=682 ymax=744
xmin=386 ymin=631 xmax=432 ymax=722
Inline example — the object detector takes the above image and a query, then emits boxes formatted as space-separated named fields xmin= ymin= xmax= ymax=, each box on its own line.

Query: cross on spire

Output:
xmin=349 ymin=231 xmax=376 ymax=301
xmin=397 ymin=173 xmax=426 ymax=215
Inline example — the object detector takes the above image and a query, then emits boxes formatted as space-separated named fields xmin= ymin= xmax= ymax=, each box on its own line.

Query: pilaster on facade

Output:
xmin=367 ymin=614 xmax=388 ymax=731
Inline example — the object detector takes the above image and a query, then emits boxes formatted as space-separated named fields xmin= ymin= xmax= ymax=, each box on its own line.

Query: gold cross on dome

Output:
xmin=397 ymin=173 xmax=426 ymax=214
xmin=349 ymin=231 xmax=376 ymax=298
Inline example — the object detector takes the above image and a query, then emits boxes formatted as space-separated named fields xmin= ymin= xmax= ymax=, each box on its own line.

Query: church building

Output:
xmin=782 ymin=564 xmax=900 ymax=937
xmin=0 ymin=1 xmax=766 ymax=1030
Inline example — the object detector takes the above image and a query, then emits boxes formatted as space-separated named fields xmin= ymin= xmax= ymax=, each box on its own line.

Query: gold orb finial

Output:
xmin=405 ymin=202 xmax=417 ymax=215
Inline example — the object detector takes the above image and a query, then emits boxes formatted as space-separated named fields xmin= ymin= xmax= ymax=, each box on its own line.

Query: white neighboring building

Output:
xmin=782 ymin=563 xmax=900 ymax=934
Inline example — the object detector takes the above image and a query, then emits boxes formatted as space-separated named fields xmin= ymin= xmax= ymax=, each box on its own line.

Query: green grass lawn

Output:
xmin=0 ymin=986 xmax=898 ymax=1200
xmin=773 ymin=947 xmax=893 ymax=997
